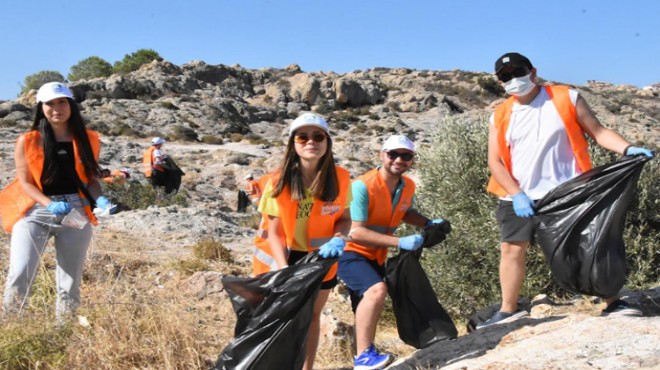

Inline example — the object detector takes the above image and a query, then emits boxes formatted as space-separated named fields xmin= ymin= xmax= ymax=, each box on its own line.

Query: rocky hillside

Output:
xmin=0 ymin=60 xmax=658 ymax=369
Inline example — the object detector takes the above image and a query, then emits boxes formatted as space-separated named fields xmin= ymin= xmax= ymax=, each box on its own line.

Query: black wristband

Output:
xmin=623 ymin=145 xmax=633 ymax=156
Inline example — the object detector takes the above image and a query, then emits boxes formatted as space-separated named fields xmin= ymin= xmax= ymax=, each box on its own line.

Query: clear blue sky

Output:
xmin=1 ymin=0 xmax=658 ymax=101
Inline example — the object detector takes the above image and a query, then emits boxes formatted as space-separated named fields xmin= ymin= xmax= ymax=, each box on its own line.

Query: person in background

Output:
xmin=143 ymin=137 xmax=167 ymax=187
xmin=259 ymin=112 xmax=352 ymax=370
xmin=245 ymin=173 xmax=262 ymax=206
xmin=2 ymin=82 xmax=111 ymax=321
xmin=102 ymin=167 xmax=131 ymax=186
xmin=479 ymin=52 xmax=655 ymax=329
xmin=338 ymin=135 xmax=446 ymax=368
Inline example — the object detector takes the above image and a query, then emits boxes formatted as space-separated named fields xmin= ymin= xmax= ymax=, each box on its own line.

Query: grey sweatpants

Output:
xmin=3 ymin=194 xmax=93 ymax=320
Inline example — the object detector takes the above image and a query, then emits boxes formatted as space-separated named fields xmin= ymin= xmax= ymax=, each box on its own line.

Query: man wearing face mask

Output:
xmin=479 ymin=52 xmax=655 ymax=329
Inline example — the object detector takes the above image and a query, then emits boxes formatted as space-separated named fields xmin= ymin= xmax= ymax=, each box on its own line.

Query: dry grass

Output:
xmin=0 ymin=229 xmax=418 ymax=369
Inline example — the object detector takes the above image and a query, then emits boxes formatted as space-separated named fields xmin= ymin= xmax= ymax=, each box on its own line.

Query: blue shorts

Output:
xmin=338 ymin=251 xmax=386 ymax=311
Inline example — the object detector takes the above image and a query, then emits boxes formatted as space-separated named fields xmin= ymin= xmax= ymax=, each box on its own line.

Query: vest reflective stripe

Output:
xmin=344 ymin=168 xmax=416 ymax=265
xmin=252 ymin=245 xmax=279 ymax=273
xmin=486 ymin=85 xmax=593 ymax=197
xmin=23 ymin=130 xmax=100 ymax=225
xmin=275 ymin=166 xmax=351 ymax=282
xmin=251 ymin=173 xmax=286 ymax=276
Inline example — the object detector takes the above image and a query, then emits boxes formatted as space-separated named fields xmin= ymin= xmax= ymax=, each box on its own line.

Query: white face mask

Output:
xmin=503 ymin=73 xmax=535 ymax=96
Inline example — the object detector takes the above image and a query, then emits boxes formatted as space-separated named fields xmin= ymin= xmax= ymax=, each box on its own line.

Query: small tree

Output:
xmin=68 ymin=56 xmax=113 ymax=81
xmin=20 ymin=70 xmax=65 ymax=95
xmin=113 ymin=49 xmax=163 ymax=74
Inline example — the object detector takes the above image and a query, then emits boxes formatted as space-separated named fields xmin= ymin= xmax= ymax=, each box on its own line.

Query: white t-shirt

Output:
xmin=489 ymin=88 xmax=581 ymax=200
xmin=152 ymin=148 xmax=163 ymax=164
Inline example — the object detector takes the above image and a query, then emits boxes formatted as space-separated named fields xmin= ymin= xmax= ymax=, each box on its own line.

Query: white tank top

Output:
xmin=489 ymin=88 xmax=581 ymax=200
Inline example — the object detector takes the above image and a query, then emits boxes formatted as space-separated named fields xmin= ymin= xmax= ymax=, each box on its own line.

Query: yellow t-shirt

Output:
xmin=259 ymin=181 xmax=352 ymax=252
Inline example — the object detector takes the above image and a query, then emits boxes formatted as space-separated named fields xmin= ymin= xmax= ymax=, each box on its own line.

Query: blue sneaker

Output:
xmin=475 ymin=309 xmax=529 ymax=330
xmin=353 ymin=344 xmax=392 ymax=370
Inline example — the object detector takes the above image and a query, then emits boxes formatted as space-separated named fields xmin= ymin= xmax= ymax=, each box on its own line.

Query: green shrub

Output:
xmin=170 ymin=125 xmax=198 ymax=142
xmin=20 ymin=70 xmax=65 ymax=95
xmin=201 ymin=135 xmax=223 ymax=144
xmin=103 ymin=181 xmax=188 ymax=210
xmin=68 ymin=56 xmax=113 ymax=81
xmin=413 ymin=111 xmax=660 ymax=320
xmin=192 ymin=238 xmax=233 ymax=263
xmin=477 ymin=76 xmax=505 ymax=97
xmin=113 ymin=48 xmax=163 ymax=74
xmin=0 ymin=320 xmax=70 ymax=369
xmin=229 ymin=133 xmax=243 ymax=142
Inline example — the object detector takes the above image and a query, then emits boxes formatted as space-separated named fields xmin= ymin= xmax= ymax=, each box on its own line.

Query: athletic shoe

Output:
xmin=475 ymin=309 xmax=529 ymax=330
xmin=601 ymin=299 xmax=642 ymax=317
xmin=354 ymin=344 xmax=393 ymax=370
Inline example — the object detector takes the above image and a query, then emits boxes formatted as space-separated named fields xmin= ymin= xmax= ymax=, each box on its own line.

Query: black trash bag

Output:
xmin=386 ymin=248 xmax=458 ymax=349
xmin=236 ymin=190 xmax=250 ymax=212
xmin=422 ymin=220 xmax=452 ymax=249
xmin=215 ymin=252 xmax=336 ymax=370
xmin=534 ymin=155 xmax=651 ymax=298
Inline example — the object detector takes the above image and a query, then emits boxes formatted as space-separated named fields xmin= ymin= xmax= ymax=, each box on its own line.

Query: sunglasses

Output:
xmin=386 ymin=151 xmax=414 ymax=161
xmin=497 ymin=67 xmax=530 ymax=83
xmin=294 ymin=132 xmax=327 ymax=144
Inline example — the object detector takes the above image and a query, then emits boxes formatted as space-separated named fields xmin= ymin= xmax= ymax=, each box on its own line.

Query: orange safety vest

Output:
xmin=344 ymin=169 xmax=416 ymax=265
xmin=268 ymin=166 xmax=350 ymax=282
xmin=142 ymin=146 xmax=164 ymax=177
xmin=251 ymin=174 xmax=282 ymax=276
xmin=246 ymin=179 xmax=262 ymax=201
xmin=0 ymin=130 xmax=100 ymax=232
xmin=486 ymin=85 xmax=593 ymax=197
xmin=103 ymin=170 xmax=128 ymax=185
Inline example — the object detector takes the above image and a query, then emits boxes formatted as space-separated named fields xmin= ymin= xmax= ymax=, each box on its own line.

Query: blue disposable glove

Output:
xmin=625 ymin=146 xmax=654 ymax=158
xmin=318 ymin=237 xmax=345 ymax=258
xmin=425 ymin=218 xmax=445 ymax=227
xmin=512 ymin=192 xmax=535 ymax=218
xmin=96 ymin=196 xmax=111 ymax=209
xmin=47 ymin=201 xmax=72 ymax=215
xmin=398 ymin=235 xmax=424 ymax=251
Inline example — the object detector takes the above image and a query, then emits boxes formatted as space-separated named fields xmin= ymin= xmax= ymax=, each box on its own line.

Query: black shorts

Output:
xmin=496 ymin=200 xmax=537 ymax=243
xmin=288 ymin=251 xmax=338 ymax=290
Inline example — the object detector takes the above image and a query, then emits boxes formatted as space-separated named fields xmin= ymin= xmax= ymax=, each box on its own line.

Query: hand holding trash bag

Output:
xmin=398 ymin=235 xmax=424 ymax=251
xmin=625 ymin=146 xmax=654 ymax=158
xmin=47 ymin=201 xmax=72 ymax=215
xmin=512 ymin=192 xmax=535 ymax=217
xmin=318 ymin=237 xmax=345 ymax=258
xmin=95 ymin=196 xmax=111 ymax=209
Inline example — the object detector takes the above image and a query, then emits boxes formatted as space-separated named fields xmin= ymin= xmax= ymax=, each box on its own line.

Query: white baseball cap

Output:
xmin=36 ymin=82 xmax=74 ymax=103
xmin=289 ymin=113 xmax=329 ymax=136
xmin=246 ymin=173 xmax=253 ymax=179
xmin=382 ymin=135 xmax=416 ymax=152
xmin=151 ymin=137 xmax=166 ymax=145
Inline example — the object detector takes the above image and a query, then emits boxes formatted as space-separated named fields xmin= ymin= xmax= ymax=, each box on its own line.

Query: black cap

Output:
xmin=495 ymin=52 xmax=533 ymax=73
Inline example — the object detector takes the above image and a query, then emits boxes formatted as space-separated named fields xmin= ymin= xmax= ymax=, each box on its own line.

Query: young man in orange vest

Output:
xmin=338 ymin=135 xmax=447 ymax=369
xmin=480 ymin=52 xmax=654 ymax=329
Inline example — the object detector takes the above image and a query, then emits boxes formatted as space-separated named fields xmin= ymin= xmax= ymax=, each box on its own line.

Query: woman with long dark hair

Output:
xmin=2 ymin=82 xmax=111 ymax=321
xmin=258 ymin=112 xmax=352 ymax=369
